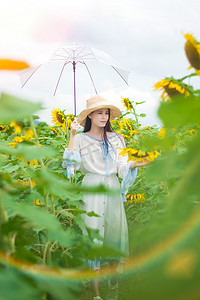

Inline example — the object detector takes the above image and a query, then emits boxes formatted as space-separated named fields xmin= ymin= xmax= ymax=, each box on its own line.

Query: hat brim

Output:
xmin=77 ymin=103 xmax=122 ymax=127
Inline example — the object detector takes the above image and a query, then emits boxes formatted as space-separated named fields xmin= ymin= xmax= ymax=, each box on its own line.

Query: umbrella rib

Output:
xmin=52 ymin=51 xmax=96 ymax=61
xmin=75 ymin=47 xmax=85 ymax=57
xmin=77 ymin=52 xmax=96 ymax=60
xmin=80 ymin=61 xmax=98 ymax=94
xmin=51 ymin=57 xmax=95 ymax=61
xmin=71 ymin=47 xmax=88 ymax=60
xmin=21 ymin=64 xmax=42 ymax=88
xmin=63 ymin=47 xmax=86 ymax=61
xmin=76 ymin=47 xmax=95 ymax=60
xmin=60 ymin=48 xmax=74 ymax=59
xmin=52 ymin=54 xmax=71 ymax=59
xmin=53 ymin=61 xmax=71 ymax=96
xmin=61 ymin=47 xmax=94 ymax=61
xmin=111 ymin=66 xmax=129 ymax=86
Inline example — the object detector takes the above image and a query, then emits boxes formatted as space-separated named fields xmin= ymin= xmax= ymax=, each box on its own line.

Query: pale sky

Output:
xmin=0 ymin=0 xmax=200 ymax=126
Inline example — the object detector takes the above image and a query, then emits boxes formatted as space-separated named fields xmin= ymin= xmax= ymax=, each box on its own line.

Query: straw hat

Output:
xmin=77 ymin=95 xmax=122 ymax=127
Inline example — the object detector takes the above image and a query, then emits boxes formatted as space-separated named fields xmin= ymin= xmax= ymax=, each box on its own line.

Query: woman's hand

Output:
xmin=70 ymin=119 xmax=79 ymax=136
xmin=68 ymin=119 xmax=79 ymax=151
xmin=131 ymin=158 xmax=150 ymax=170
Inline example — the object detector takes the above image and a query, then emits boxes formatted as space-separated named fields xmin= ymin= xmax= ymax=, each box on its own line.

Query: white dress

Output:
xmin=62 ymin=132 xmax=137 ymax=269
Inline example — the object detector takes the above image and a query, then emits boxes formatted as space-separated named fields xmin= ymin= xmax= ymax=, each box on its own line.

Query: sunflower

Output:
xmin=143 ymin=126 xmax=152 ymax=130
xmin=49 ymin=126 xmax=59 ymax=135
xmin=66 ymin=114 xmax=75 ymax=130
xmin=16 ymin=155 xmax=38 ymax=167
xmin=25 ymin=129 xmax=34 ymax=139
xmin=189 ymin=129 xmax=196 ymax=136
xmin=121 ymin=97 xmax=132 ymax=112
xmin=115 ymin=118 xmax=137 ymax=139
xmin=51 ymin=108 xmax=66 ymax=131
xmin=0 ymin=125 xmax=9 ymax=132
xmin=154 ymin=77 xmax=190 ymax=101
xmin=116 ymin=131 xmax=131 ymax=140
xmin=10 ymin=121 xmax=22 ymax=134
xmin=133 ymin=193 xmax=145 ymax=204
xmin=116 ymin=119 xmax=124 ymax=130
xmin=123 ymin=118 xmax=134 ymax=134
xmin=119 ymin=147 xmax=160 ymax=163
xmin=184 ymin=33 xmax=200 ymax=73
xmin=125 ymin=193 xmax=145 ymax=205
xmin=19 ymin=179 xmax=36 ymax=188
xmin=29 ymin=159 xmax=38 ymax=167
xmin=158 ymin=126 xmax=166 ymax=139
xmin=8 ymin=136 xmax=25 ymax=147
xmin=35 ymin=199 xmax=43 ymax=206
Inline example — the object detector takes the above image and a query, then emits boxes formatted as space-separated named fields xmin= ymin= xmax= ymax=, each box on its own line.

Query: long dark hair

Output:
xmin=83 ymin=109 xmax=114 ymax=154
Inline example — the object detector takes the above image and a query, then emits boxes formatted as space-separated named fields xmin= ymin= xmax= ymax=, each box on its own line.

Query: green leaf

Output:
xmin=145 ymin=152 xmax=185 ymax=184
xmin=0 ymin=93 xmax=42 ymax=121
xmin=34 ymin=278 xmax=81 ymax=300
xmin=0 ymin=269 xmax=40 ymax=300
xmin=136 ymin=101 xmax=146 ymax=105
xmin=1 ymin=196 xmax=59 ymax=230
xmin=87 ymin=211 xmax=100 ymax=217
xmin=15 ymin=144 xmax=58 ymax=160
xmin=1 ymin=195 xmax=74 ymax=247
xmin=1 ymin=163 xmax=20 ymax=173
xmin=158 ymin=95 xmax=200 ymax=127
xmin=48 ymin=228 xmax=74 ymax=248
xmin=86 ymin=244 xmax=124 ymax=259
xmin=0 ymin=154 xmax=6 ymax=166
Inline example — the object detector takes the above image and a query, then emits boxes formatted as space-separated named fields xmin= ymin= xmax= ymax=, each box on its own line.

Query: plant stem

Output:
xmin=29 ymin=116 xmax=44 ymax=168
xmin=180 ymin=73 xmax=197 ymax=82
xmin=0 ymin=198 xmax=15 ymax=253
xmin=43 ymin=240 xmax=50 ymax=264
xmin=44 ymin=193 xmax=49 ymax=211
xmin=132 ymin=106 xmax=139 ymax=125
xmin=51 ymin=195 xmax=55 ymax=215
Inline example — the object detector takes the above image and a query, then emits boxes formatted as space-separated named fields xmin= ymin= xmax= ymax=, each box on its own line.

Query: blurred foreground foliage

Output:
xmin=1 ymin=33 xmax=200 ymax=299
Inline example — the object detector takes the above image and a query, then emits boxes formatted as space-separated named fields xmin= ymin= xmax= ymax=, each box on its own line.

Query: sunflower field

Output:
xmin=0 ymin=33 xmax=200 ymax=300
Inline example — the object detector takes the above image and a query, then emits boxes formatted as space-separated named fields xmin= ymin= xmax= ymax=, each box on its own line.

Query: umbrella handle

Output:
xmin=73 ymin=61 xmax=76 ymax=117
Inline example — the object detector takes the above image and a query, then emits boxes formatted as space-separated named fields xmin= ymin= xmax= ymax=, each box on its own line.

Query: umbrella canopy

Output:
xmin=19 ymin=46 xmax=129 ymax=116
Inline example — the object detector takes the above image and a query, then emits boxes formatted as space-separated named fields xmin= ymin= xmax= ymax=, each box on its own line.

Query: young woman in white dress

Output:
xmin=62 ymin=95 xmax=150 ymax=300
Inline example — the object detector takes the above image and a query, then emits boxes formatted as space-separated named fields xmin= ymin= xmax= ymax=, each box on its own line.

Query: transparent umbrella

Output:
xmin=19 ymin=46 xmax=129 ymax=116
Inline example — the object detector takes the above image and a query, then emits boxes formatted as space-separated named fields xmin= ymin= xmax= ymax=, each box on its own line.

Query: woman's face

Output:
xmin=88 ymin=108 xmax=109 ymax=128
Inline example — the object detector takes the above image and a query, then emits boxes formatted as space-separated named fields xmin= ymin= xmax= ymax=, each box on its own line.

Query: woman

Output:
xmin=62 ymin=95 xmax=149 ymax=300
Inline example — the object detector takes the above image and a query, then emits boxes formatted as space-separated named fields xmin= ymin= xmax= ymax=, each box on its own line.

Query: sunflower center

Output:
xmin=130 ymin=151 xmax=148 ymax=158
xmin=164 ymin=85 xmax=181 ymax=98
xmin=56 ymin=112 xmax=64 ymax=123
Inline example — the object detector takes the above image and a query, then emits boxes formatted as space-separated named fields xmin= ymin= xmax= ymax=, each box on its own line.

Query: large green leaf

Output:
xmin=0 ymin=142 xmax=58 ymax=160
xmin=0 ymin=93 xmax=42 ymax=121
xmin=31 ymin=168 xmax=119 ymax=199
xmin=145 ymin=151 xmax=185 ymax=183
xmin=1 ymin=194 xmax=74 ymax=247
xmin=0 ymin=268 xmax=41 ymax=300
xmin=33 ymin=277 xmax=81 ymax=300
xmin=86 ymin=244 xmax=124 ymax=259
xmin=15 ymin=144 xmax=58 ymax=160
xmin=158 ymin=95 xmax=200 ymax=127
